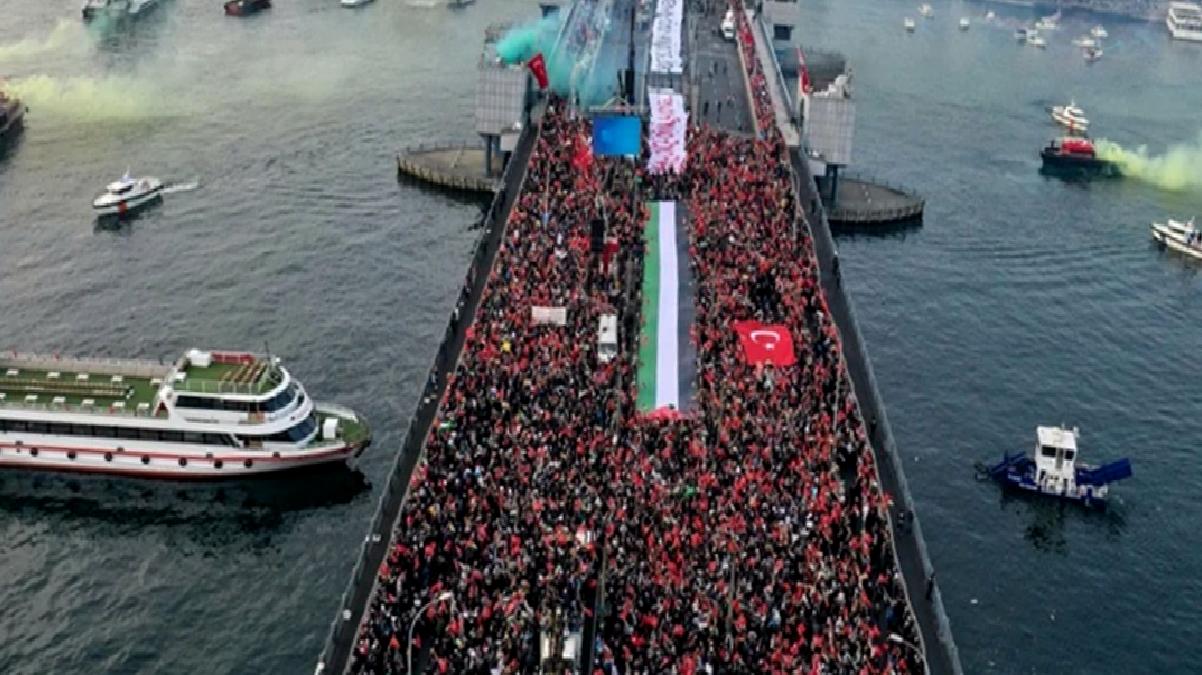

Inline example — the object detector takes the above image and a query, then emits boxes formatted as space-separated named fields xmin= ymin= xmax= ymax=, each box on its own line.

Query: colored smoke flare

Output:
xmin=1094 ymin=135 xmax=1202 ymax=192
xmin=0 ymin=20 xmax=88 ymax=64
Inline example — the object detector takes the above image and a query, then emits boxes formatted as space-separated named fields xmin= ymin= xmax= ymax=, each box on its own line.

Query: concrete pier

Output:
xmin=827 ymin=175 xmax=925 ymax=227
xmin=395 ymin=142 xmax=503 ymax=195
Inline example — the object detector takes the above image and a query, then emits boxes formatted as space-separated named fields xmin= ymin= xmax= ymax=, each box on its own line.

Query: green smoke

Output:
xmin=495 ymin=13 xmax=611 ymax=105
xmin=1095 ymin=134 xmax=1202 ymax=192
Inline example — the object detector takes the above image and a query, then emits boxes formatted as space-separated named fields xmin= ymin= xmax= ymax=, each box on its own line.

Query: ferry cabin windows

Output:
xmin=236 ymin=413 xmax=318 ymax=445
xmin=1040 ymin=445 xmax=1056 ymax=458
xmin=175 ymin=381 xmax=300 ymax=413
xmin=0 ymin=418 xmax=237 ymax=446
xmin=1064 ymin=450 xmax=1075 ymax=462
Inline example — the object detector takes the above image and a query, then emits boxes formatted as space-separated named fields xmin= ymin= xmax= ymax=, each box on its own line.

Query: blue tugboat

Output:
xmin=977 ymin=426 xmax=1132 ymax=507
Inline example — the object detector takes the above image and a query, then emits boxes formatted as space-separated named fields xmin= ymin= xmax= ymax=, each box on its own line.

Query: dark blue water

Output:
xmin=0 ymin=1 xmax=518 ymax=673
xmin=798 ymin=1 xmax=1202 ymax=673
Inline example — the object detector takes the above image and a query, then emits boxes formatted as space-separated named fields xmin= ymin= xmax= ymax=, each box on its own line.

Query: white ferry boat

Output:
xmin=1151 ymin=217 xmax=1202 ymax=259
xmin=0 ymin=349 xmax=370 ymax=479
xmin=1050 ymin=101 xmax=1089 ymax=133
xmin=1167 ymin=2 xmax=1202 ymax=41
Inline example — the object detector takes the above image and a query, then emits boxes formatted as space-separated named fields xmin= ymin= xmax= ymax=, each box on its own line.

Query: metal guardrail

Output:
xmin=0 ymin=352 xmax=169 ymax=378
xmin=316 ymin=104 xmax=545 ymax=675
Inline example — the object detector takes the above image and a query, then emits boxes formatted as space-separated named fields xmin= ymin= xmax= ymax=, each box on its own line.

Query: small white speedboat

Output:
xmin=92 ymin=172 xmax=164 ymax=217
xmin=1152 ymin=218 xmax=1202 ymax=259
xmin=341 ymin=0 xmax=374 ymax=6
xmin=1035 ymin=12 xmax=1060 ymax=30
xmin=904 ymin=17 xmax=916 ymax=32
xmin=959 ymin=17 xmax=971 ymax=30
xmin=986 ymin=10 xmax=996 ymax=21
xmin=1091 ymin=25 xmax=1109 ymax=39
xmin=1050 ymin=101 xmax=1089 ymax=133
xmin=919 ymin=3 xmax=933 ymax=18
xmin=1084 ymin=46 xmax=1103 ymax=62
xmin=1072 ymin=35 xmax=1097 ymax=48
xmin=1027 ymin=32 xmax=1047 ymax=48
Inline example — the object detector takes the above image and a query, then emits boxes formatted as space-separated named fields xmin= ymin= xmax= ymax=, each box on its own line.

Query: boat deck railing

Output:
xmin=0 ymin=352 xmax=170 ymax=379
xmin=0 ymin=400 xmax=166 ymax=418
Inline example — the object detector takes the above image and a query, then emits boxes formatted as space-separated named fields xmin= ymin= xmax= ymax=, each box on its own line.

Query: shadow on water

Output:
xmin=831 ymin=216 xmax=923 ymax=240
xmin=0 ymin=466 xmax=371 ymax=545
xmin=996 ymin=489 xmax=1129 ymax=555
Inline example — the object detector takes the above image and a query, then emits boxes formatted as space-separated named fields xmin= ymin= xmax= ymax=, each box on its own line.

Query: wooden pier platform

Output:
xmin=827 ymin=176 xmax=925 ymax=227
xmin=396 ymin=143 xmax=503 ymax=195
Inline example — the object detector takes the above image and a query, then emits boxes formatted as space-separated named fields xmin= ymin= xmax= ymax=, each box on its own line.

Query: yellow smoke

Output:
xmin=1094 ymin=135 xmax=1202 ymax=191
xmin=6 ymin=74 xmax=190 ymax=122
xmin=0 ymin=20 xmax=88 ymax=64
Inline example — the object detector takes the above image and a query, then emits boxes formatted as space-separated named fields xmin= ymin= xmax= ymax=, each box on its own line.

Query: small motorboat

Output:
xmin=1015 ymin=27 xmax=1030 ymax=41
xmin=1049 ymin=101 xmax=1089 ymax=134
xmin=447 ymin=0 xmax=476 ymax=7
xmin=92 ymin=172 xmax=164 ymax=218
xmin=1027 ymin=31 xmax=1047 ymax=48
xmin=976 ymin=426 xmax=1132 ymax=507
xmin=986 ymin=10 xmax=996 ymax=21
xmin=1084 ymin=46 xmax=1103 ymax=62
xmin=1091 ymin=24 xmax=1109 ymax=39
xmin=224 ymin=0 xmax=271 ymax=16
xmin=904 ymin=17 xmax=916 ymax=32
xmin=1072 ymin=35 xmax=1097 ymax=47
xmin=1040 ymin=137 xmax=1119 ymax=176
xmin=1151 ymin=218 xmax=1202 ymax=259
xmin=959 ymin=17 xmax=970 ymax=30
xmin=341 ymin=0 xmax=374 ymax=6
xmin=1035 ymin=11 xmax=1060 ymax=30
xmin=919 ymin=3 xmax=933 ymax=18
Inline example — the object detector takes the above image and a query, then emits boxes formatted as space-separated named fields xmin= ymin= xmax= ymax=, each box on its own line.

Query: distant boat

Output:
xmin=1084 ymin=46 xmax=1103 ymax=62
xmin=959 ymin=17 xmax=970 ymax=30
xmin=92 ymin=172 xmax=164 ymax=218
xmin=82 ymin=0 xmax=160 ymax=22
xmin=904 ymin=17 xmax=916 ymax=32
xmin=1049 ymin=101 xmax=1089 ymax=134
xmin=1027 ymin=31 xmax=1047 ymax=48
xmin=1167 ymin=2 xmax=1202 ymax=42
xmin=1091 ymin=25 xmax=1109 ymax=39
xmin=1152 ymin=218 xmax=1202 ymax=259
xmin=1035 ymin=11 xmax=1060 ymax=31
xmin=341 ymin=0 xmax=374 ymax=6
xmin=919 ymin=3 xmax=933 ymax=18
xmin=223 ymin=0 xmax=270 ymax=16
xmin=986 ymin=10 xmax=996 ymax=21
xmin=447 ymin=0 xmax=476 ymax=6
xmin=1072 ymin=35 xmax=1097 ymax=48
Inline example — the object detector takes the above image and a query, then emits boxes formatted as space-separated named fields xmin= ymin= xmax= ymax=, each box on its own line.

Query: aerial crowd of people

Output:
xmin=349 ymin=1 xmax=922 ymax=672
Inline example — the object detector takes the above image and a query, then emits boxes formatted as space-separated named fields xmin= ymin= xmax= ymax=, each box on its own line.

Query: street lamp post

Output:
xmin=408 ymin=591 xmax=455 ymax=675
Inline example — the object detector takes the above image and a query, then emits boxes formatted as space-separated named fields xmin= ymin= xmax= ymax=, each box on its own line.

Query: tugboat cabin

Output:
xmin=1034 ymin=425 xmax=1078 ymax=494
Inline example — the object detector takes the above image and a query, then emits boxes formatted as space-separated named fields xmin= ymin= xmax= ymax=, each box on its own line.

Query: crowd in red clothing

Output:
xmin=350 ymin=104 xmax=642 ymax=674
xmin=351 ymin=7 xmax=922 ymax=668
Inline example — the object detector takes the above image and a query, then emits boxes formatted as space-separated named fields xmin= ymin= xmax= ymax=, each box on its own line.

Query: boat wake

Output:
xmin=162 ymin=180 xmax=199 ymax=194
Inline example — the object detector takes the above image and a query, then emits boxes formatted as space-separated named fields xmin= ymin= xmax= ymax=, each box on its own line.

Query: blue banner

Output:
xmin=592 ymin=115 xmax=642 ymax=157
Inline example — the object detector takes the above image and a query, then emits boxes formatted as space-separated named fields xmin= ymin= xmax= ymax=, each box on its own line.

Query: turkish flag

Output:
xmin=527 ymin=53 xmax=548 ymax=90
xmin=733 ymin=320 xmax=796 ymax=366
xmin=572 ymin=133 xmax=593 ymax=172
xmin=797 ymin=47 xmax=812 ymax=95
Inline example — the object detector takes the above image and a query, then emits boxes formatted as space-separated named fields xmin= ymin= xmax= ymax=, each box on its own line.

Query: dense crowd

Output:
xmin=351 ymin=1 xmax=922 ymax=670
xmin=350 ymin=104 xmax=642 ymax=674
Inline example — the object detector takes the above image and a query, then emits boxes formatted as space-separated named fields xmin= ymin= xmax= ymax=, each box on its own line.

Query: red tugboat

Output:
xmin=224 ymin=0 xmax=271 ymax=16
xmin=1040 ymin=137 xmax=1119 ymax=177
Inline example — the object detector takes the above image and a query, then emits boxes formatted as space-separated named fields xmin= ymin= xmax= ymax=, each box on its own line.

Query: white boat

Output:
xmin=1050 ymin=101 xmax=1089 ymax=132
xmin=977 ymin=426 xmax=1132 ymax=507
xmin=1035 ymin=12 xmax=1060 ymax=31
xmin=92 ymin=172 xmax=164 ymax=218
xmin=919 ymin=3 xmax=933 ymax=18
xmin=1152 ymin=218 xmax=1202 ymax=258
xmin=81 ymin=0 xmax=158 ymax=21
xmin=959 ymin=17 xmax=971 ymax=30
xmin=1027 ymin=31 xmax=1047 ymax=48
xmin=1072 ymin=36 xmax=1097 ymax=48
xmin=1091 ymin=25 xmax=1109 ymax=39
xmin=1167 ymin=2 xmax=1202 ymax=41
xmin=0 ymin=349 xmax=371 ymax=480
xmin=986 ymin=10 xmax=996 ymax=21
xmin=1084 ymin=46 xmax=1103 ymax=61
xmin=1015 ymin=27 xmax=1030 ymax=41
xmin=128 ymin=0 xmax=158 ymax=15
xmin=341 ymin=0 xmax=374 ymax=6
xmin=904 ymin=17 xmax=916 ymax=32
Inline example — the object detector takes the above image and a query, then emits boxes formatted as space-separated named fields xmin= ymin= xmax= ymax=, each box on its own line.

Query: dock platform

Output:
xmin=395 ymin=142 xmax=502 ymax=194
xmin=828 ymin=176 xmax=925 ymax=226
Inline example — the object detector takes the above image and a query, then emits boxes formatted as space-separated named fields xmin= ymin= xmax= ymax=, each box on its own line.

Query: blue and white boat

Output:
xmin=977 ymin=426 xmax=1132 ymax=507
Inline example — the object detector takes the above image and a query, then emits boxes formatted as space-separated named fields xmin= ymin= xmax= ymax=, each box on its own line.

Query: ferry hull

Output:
xmin=0 ymin=437 xmax=369 ymax=480
xmin=1151 ymin=223 xmax=1202 ymax=260
xmin=1040 ymin=151 xmax=1119 ymax=177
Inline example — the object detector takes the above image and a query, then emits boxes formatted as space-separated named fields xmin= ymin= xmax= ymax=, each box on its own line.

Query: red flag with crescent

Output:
xmin=733 ymin=320 xmax=796 ymax=366
xmin=527 ymin=53 xmax=549 ymax=90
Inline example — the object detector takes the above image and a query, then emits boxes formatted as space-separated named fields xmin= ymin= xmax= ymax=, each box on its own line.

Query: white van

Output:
xmin=721 ymin=10 xmax=736 ymax=40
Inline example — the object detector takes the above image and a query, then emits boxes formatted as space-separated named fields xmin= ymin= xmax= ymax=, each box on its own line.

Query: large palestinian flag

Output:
xmin=636 ymin=201 xmax=696 ymax=415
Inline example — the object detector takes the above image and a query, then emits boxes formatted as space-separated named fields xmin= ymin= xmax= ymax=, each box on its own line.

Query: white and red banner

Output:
xmin=650 ymin=0 xmax=683 ymax=74
xmin=647 ymin=89 xmax=688 ymax=175
xmin=733 ymin=320 xmax=797 ymax=366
